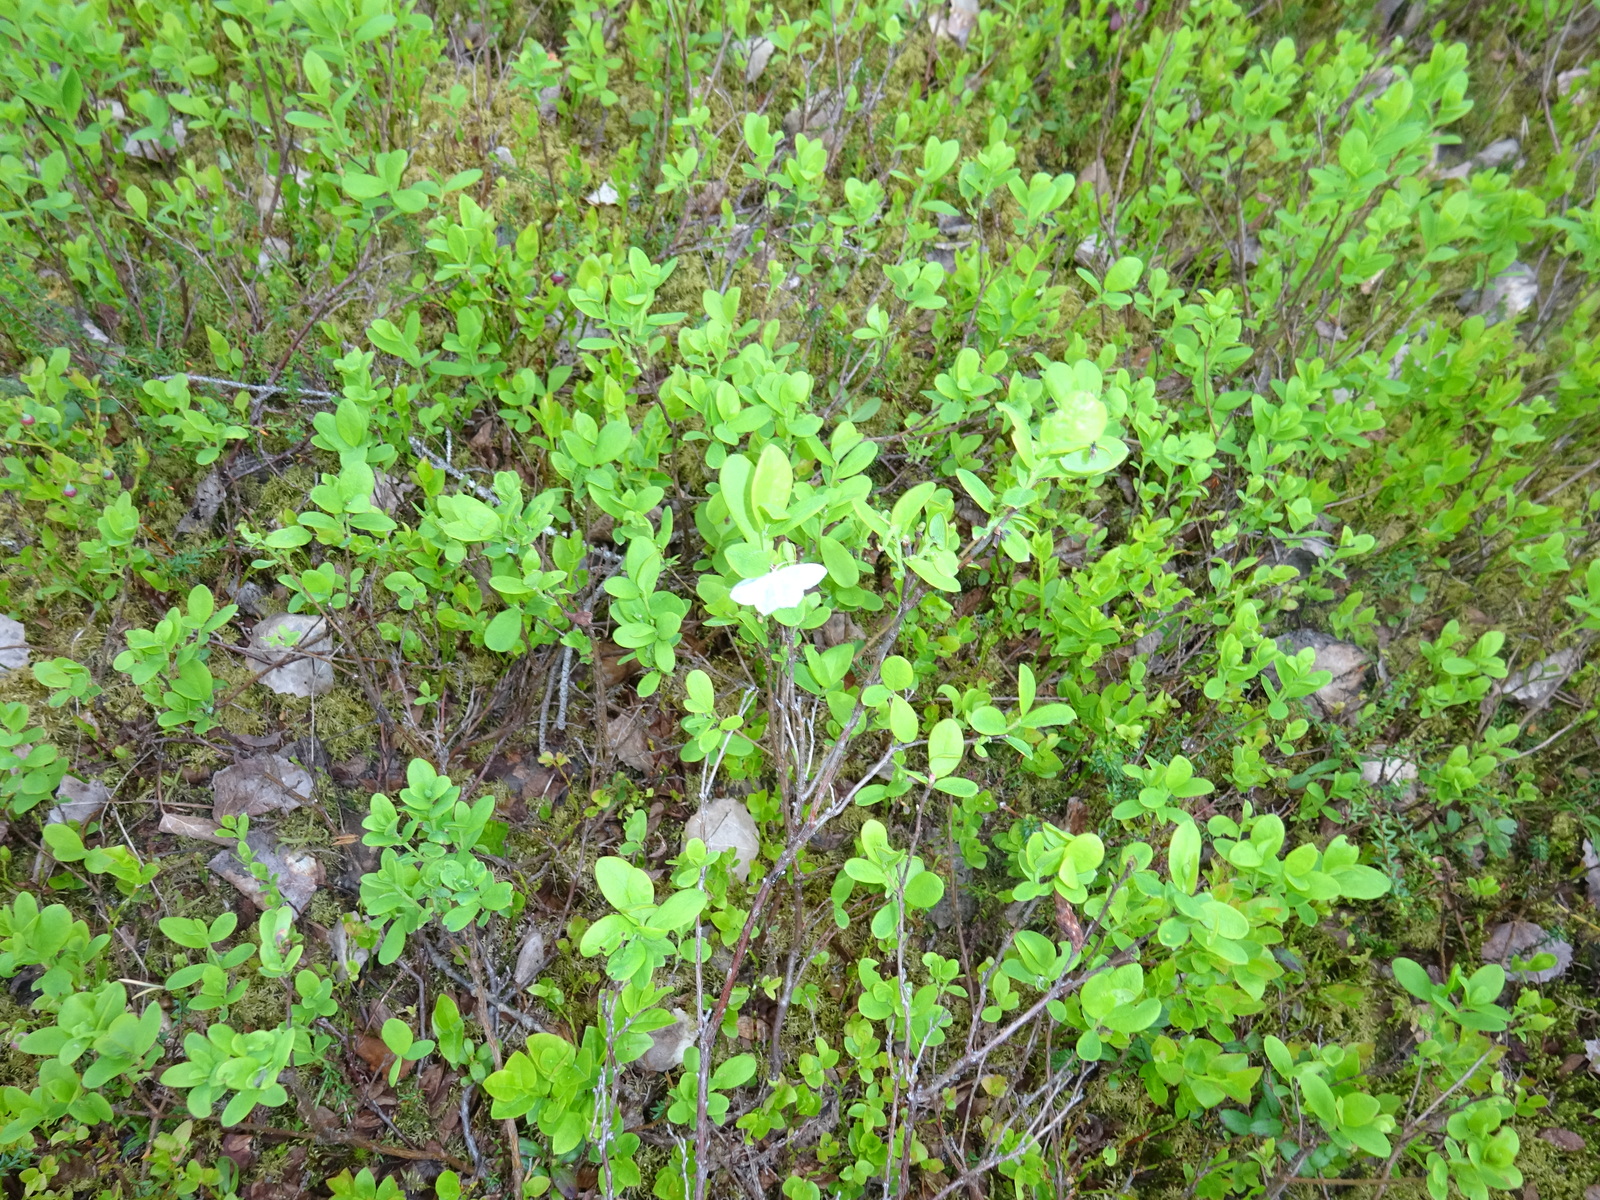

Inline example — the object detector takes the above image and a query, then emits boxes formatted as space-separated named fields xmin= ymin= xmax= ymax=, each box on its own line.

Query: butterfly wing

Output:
xmin=729 ymin=575 xmax=779 ymax=614
xmin=730 ymin=563 xmax=829 ymax=615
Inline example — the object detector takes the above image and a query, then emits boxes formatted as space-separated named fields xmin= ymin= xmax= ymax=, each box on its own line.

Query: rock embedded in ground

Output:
xmin=212 ymin=754 xmax=313 ymax=820
xmin=1539 ymin=1128 xmax=1585 ymax=1152
xmin=0 ymin=615 xmax=29 ymax=672
xmin=247 ymin=614 xmax=335 ymax=698
xmin=1460 ymin=261 xmax=1538 ymax=324
xmin=1502 ymin=648 xmax=1580 ymax=706
xmin=637 ymin=1008 xmax=695 ymax=1072
xmin=174 ymin=470 xmax=226 ymax=534
xmin=743 ymin=36 xmax=775 ymax=82
xmin=683 ymin=797 xmax=761 ymax=882
xmin=1481 ymin=920 xmax=1572 ymax=983
xmin=1360 ymin=757 xmax=1419 ymax=804
xmin=1276 ymin=630 xmax=1369 ymax=720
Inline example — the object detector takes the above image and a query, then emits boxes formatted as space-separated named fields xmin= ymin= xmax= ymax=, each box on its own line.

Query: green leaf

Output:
xmin=57 ymin=67 xmax=83 ymax=122
xmin=1168 ymin=821 xmax=1200 ymax=896
xmin=1390 ymin=957 xmax=1434 ymax=1000
xmin=880 ymin=656 xmax=914 ymax=691
xmin=594 ymin=857 xmax=653 ymax=912
xmin=888 ymin=695 xmax=918 ymax=743
xmin=955 ymin=468 xmax=994 ymax=514
xmin=1103 ymin=255 xmax=1145 ymax=293
xmin=484 ymin=608 xmax=523 ymax=653
xmin=651 ymin=888 xmax=706 ymax=933
xmin=381 ymin=1018 xmax=414 ymax=1056
xmin=750 ymin=443 xmax=793 ymax=521
xmin=711 ymin=1053 xmax=757 ymax=1090
xmin=902 ymin=870 xmax=944 ymax=910
xmin=927 ymin=718 xmax=964 ymax=780
xmin=1297 ymin=1069 xmax=1338 ymax=1125
xmin=818 ymin=535 xmax=860 ymax=588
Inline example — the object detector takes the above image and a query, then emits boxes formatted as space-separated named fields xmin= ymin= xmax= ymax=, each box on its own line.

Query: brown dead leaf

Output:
xmin=221 ymin=1131 xmax=256 ymax=1173
xmin=1539 ymin=1128 xmax=1585 ymax=1152
xmin=353 ymin=1033 xmax=399 ymax=1081
xmin=608 ymin=705 xmax=655 ymax=772
xmin=419 ymin=1062 xmax=454 ymax=1115
xmin=485 ymin=753 xmax=568 ymax=805
xmin=351 ymin=1107 xmax=382 ymax=1135
xmin=597 ymin=640 xmax=643 ymax=688
xmin=1065 ymin=797 xmax=1088 ymax=835
xmin=1054 ymin=892 xmax=1085 ymax=952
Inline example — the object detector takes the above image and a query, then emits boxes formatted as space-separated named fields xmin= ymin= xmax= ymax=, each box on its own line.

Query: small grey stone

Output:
xmin=743 ymin=37 xmax=775 ymax=83
xmin=684 ymin=798 xmax=761 ymax=883
xmin=1503 ymin=648 xmax=1580 ymax=706
xmin=1360 ymin=757 xmax=1418 ymax=805
xmin=1474 ymin=138 xmax=1520 ymax=169
xmin=636 ymin=1008 xmax=695 ymax=1072
xmin=1461 ymin=262 xmax=1538 ymax=324
xmin=0 ymin=616 xmax=29 ymax=671
xmin=1583 ymin=839 xmax=1600 ymax=911
xmin=247 ymin=614 xmax=334 ymax=698
xmin=233 ymin=581 xmax=267 ymax=619
xmin=174 ymin=470 xmax=226 ymax=535
xmin=283 ymin=736 xmax=330 ymax=773
xmin=1275 ymin=630 xmax=1369 ymax=720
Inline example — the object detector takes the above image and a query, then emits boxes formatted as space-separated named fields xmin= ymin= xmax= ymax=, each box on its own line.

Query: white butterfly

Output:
xmin=729 ymin=562 xmax=829 ymax=615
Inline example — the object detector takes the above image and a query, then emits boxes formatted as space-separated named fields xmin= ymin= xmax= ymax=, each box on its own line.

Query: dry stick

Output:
xmin=218 ymin=1122 xmax=472 ymax=1170
xmin=690 ymin=597 xmax=919 ymax=1200
xmin=464 ymin=933 xmax=527 ymax=1200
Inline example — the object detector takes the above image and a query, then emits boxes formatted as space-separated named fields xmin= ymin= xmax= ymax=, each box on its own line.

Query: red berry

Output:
xmin=550 ymin=272 xmax=567 ymax=285
xmin=101 ymin=468 xmax=115 ymax=480
xmin=62 ymin=485 xmax=77 ymax=498
xmin=19 ymin=414 xmax=34 ymax=427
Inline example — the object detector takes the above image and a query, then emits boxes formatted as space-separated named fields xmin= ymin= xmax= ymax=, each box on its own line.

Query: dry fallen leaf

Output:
xmin=1481 ymin=921 xmax=1572 ymax=983
xmin=1538 ymin=1128 xmax=1585 ymax=1152
xmin=513 ymin=925 xmax=548 ymax=989
xmin=159 ymin=813 xmax=228 ymax=842
xmin=47 ymin=776 xmax=110 ymax=826
xmin=212 ymin=754 xmax=313 ymax=820
xmin=607 ymin=706 xmax=654 ymax=773
xmin=353 ymin=1033 xmax=401 ymax=1080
